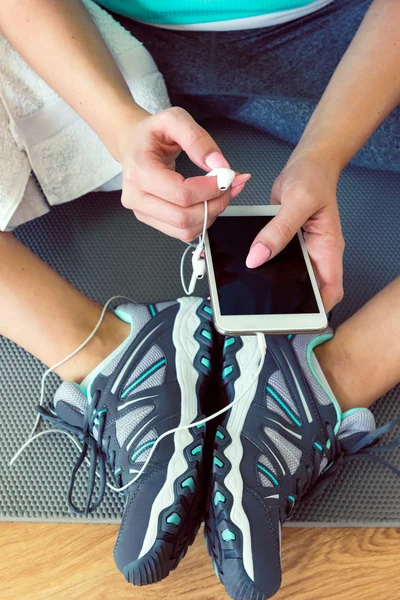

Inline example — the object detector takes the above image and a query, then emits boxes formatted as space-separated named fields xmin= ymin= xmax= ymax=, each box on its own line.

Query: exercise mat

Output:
xmin=1 ymin=119 xmax=399 ymax=525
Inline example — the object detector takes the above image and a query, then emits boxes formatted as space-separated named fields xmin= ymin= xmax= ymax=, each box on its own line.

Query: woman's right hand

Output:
xmin=246 ymin=151 xmax=344 ymax=312
xmin=116 ymin=106 xmax=250 ymax=242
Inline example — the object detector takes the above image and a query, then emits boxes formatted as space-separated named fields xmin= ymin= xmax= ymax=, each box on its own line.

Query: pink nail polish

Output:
xmin=246 ymin=242 xmax=272 ymax=268
xmin=205 ymin=151 xmax=229 ymax=170
xmin=231 ymin=183 xmax=245 ymax=198
xmin=232 ymin=174 xmax=251 ymax=188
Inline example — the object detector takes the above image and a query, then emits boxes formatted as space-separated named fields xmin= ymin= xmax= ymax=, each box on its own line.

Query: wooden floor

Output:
xmin=1 ymin=523 xmax=399 ymax=600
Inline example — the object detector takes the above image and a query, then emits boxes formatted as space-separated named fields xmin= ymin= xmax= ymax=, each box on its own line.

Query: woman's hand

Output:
xmin=246 ymin=151 xmax=344 ymax=312
xmin=116 ymin=107 xmax=250 ymax=242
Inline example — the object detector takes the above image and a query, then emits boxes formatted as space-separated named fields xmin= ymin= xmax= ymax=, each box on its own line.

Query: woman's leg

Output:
xmin=224 ymin=0 xmax=400 ymax=173
xmin=0 ymin=232 xmax=129 ymax=383
xmin=2 ymin=230 xmax=399 ymax=409
xmin=315 ymin=276 xmax=400 ymax=412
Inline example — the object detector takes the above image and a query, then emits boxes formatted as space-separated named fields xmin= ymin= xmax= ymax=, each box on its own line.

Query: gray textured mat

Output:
xmin=1 ymin=120 xmax=399 ymax=525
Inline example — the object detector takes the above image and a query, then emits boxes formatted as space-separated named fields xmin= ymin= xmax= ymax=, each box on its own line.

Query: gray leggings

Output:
xmin=113 ymin=0 xmax=400 ymax=173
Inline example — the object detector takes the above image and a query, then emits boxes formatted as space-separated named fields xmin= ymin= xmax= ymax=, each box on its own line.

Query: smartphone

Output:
xmin=204 ymin=205 xmax=327 ymax=335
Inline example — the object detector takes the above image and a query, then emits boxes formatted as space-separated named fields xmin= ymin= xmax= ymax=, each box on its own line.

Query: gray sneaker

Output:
xmin=205 ymin=330 xmax=400 ymax=600
xmin=39 ymin=297 xmax=215 ymax=585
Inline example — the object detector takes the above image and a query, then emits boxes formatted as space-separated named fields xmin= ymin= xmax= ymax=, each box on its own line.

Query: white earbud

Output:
xmin=188 ymin=245 xmax=206 ymax=294
xmin=206 ymin=167 xmax=236 ymax=191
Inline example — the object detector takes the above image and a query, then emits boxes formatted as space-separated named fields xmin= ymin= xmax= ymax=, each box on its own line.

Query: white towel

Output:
xmin=0 ymin=0 xmax=171 ymax=232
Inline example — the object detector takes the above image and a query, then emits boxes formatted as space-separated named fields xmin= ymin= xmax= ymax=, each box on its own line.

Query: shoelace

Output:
xmin=10 ymin=293 xmax=268 ymax=513
xmin=288 ymin=416 xmax=400 ymax=515
xmin=37 ymin=390 xmax=108 ymax=516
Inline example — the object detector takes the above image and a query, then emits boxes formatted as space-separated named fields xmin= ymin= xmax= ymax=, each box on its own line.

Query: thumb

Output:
xmin=162 ymin=107 xmax=230 ymax=171
xmin=246 ymin=204 xmax=311 ymax=268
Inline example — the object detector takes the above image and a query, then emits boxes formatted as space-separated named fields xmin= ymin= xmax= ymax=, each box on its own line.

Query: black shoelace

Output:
xmin=39 ymin=393 xmax=400 ymax=520
xmin=37 ymin=390 xmax=108 ymax=516
xmin=286 ymin=416 xmax=400 ymax=517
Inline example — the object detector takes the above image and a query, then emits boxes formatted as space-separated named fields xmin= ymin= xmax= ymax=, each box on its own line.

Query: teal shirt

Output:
xmin=96 ymin=0 xmax=320 ymax=26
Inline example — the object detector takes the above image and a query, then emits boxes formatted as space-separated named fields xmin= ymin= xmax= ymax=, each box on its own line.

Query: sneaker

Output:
xmin=205 ymin=330 xmax=398 ymax=600
xmin=39 ymin=297 xmax=215 ymax=585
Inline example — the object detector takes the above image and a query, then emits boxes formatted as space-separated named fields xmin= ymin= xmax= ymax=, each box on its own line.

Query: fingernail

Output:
xmin=231 ymin=183 xmax=245 ymax=198
xmin=246 ymin=242 xmax=272 ymax=268
xmin=232 ymin=173 xmax=251 ymax=188
xmin=205 ymin=151 xmax=229 ymax=170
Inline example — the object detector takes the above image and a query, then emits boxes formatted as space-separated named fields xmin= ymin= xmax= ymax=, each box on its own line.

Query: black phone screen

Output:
xmin=207 ymin=216 xmax=319 ymax=316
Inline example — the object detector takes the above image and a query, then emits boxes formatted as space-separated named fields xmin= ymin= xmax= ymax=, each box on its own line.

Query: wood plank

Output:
xmin=0 ymin=523 xmax=399 ymax=600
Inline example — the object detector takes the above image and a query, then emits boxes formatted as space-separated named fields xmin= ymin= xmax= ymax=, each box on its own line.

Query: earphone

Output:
xmin=181 ymin=167 xmax=235 ymax=295
xmin=206 ymin=168 xmax=235 ymax=190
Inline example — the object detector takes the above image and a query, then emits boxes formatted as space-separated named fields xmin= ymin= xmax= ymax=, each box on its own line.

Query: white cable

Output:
xmin=9 ymin=295 xmax=137 ymax=467
xmin=10 ymin=289 xmax=267 ymax=498
xmin=180 ymin=199 xmax=208 ymax=296
xmin=10 ymin=428 xmax=84 ymax=465
xmin=109 ymin=331 xmax=267 ymax=493
xmin=180 ymin=167 xmax=235 ymax=296
xmin=10 ymin=168 xmax=261 ymax=497
xmin=180 ymin=243 xmax=196 ymax=295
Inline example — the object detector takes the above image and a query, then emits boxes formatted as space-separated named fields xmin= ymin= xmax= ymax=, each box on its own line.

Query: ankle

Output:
xmin=56 ymin=311 xmax=130 ymax=384
xmin=313 ymin=338 xmax=369 ymax=413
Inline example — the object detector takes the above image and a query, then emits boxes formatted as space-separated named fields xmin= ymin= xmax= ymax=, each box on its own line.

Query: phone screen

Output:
xmin=207 ymin=216 xmax=319 ymax=316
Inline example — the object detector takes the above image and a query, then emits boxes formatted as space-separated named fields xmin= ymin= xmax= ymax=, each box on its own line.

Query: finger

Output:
xmin=134 ymin=210 xmax=217 ymax=242
xmin=129 ymin=190 xmax=231 ymax=230
xmin=160 ymin=107 xmax=230 ymax=172
xmin=231 ymin=183 xmax=245 ymax=198
xmin=270 ymin=174 xmax=282 ymax=205
xmin=304 ymin=231 xmax=345 ymax=312
xmin=123 ymin=157 xmax=227 ymax=209
xmin=246 ymin=201 xmax=313 ymax=268
xmin=231 ymin=173 xmax=251 ymax=198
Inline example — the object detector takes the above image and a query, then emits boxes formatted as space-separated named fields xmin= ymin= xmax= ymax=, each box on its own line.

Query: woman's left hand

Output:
xmin=246 ymin=151 xmax=345 ymax=312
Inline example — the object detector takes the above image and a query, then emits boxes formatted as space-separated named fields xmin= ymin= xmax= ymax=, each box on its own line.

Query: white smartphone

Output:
xmin=204 ymin=205 xmax=327 ymax=336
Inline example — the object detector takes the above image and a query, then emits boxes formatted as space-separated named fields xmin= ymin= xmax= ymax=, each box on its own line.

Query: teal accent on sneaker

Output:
xmin=306 ymin=334 xmax=341 ymax=436
xmin=167 ymin=513 xmax=181 ymax=526
xmin=224 ymin=337 xmax=235 ymax=349
xmin=181 ymin=477 xmax=195 ymax=493
xmin=204 ymin=305 xmax=212 ymax=315
xmin=191 ymin=444 xmax=202 ymax=456
xmin=201 ymin=329 xmax=212 ymax=341
xmin=287 ymin=334 xmax=293 ymax=340
xmin=213 ymin=560 xmax=222 ymax=582
xmin=314 ymin=441 xmax=323 ymax=451
xmin=97 ymin=409 xmax=107 ymax=416
xmin=222 ymin=365 xmax=233 ymax=379
xmin=121 ymin=358 xmax=167 ymax=399
xmin=149 ymin=304 xmax=156 ymax=317
xmin=342 ymin=408 xmax=364 ymax=419
xmin=266 ymin=385 xmax=302 ymax=427
xmin=72 ymin=382 xmax=88 ymax=399
xmin=257 ymin=464 xmax=279 ymax=487
xmin=201 ymin=357 xmax=211 ymax=369
xmin=114 ymin=467 xmax=122 ymax=475
xmin=216 ymin=430 xmax=225 ymax=440
xmin=214 ymin=457 xmax=224 ymax=468
xmin=221 ymin=529 xmax=236 ymax=542
xmin=214 ymin=491 xmax=226 ymax=506
xmin=131 ymin=440 xmax=156 ymax=463
xmin=288 ymin=495 xmax=295 ymax=502
xmin=196 ymin=423 xmax=206 ymax=430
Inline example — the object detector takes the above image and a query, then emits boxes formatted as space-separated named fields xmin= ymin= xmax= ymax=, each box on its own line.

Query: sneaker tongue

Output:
xmin=338 ymin=408 xmax=376 ymax=453
xmin=53 ymin=382 xmax=88 ymax=428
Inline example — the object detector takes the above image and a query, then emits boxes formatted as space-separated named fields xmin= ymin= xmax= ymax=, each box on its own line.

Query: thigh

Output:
xmin=110 ymin=13 xmax=216 ymax=98
xmin=112 ymin=1 xmax=374 ymax=110
xmin=231 ymin=96 xmax=400 ymax=172
xmin=213 ymin=0 xmax=374 ymax=100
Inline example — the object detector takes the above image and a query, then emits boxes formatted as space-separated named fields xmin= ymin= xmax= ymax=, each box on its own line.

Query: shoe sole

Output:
xmin=123 ymin=297 xmax=211 ymax=585
xmin=206 ymin=336 xmax=268 ymax=600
